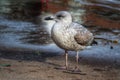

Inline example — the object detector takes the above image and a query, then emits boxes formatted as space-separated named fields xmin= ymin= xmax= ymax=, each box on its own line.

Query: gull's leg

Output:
xmin=65 ymin=50 xmax=68 ymax=69
xmin=65 ymin=51 xmax=81 ymax=73
xmin=71 ymin=51 xmax=81 ymax=72
xmin=55 ymin=50 xmax=68 ymax=70
xmin=75 ymin=51 xmax=79 ymax=69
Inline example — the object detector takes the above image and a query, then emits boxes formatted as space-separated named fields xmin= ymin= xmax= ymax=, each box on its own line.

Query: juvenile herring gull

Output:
xmin=45 ymin=11 xmax=94 ymax=72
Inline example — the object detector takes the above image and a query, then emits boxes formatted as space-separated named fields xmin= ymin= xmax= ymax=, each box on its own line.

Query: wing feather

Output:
xmin=71 ymin=23 xmax=94 ymax=46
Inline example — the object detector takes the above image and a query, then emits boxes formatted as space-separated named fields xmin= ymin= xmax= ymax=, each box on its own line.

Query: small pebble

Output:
xmin=112 ymin=40 xmax=119 ymax=44
xmin=110 ymin=46 xmax=113 ymax=49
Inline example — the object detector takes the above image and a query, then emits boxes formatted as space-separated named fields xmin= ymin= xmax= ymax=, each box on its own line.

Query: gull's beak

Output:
xmin=44 ymin=16 xmax=55 ymax=20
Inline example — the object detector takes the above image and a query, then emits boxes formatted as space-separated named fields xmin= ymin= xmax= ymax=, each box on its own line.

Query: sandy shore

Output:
xmin=0 ymin=49 xmax=120 ymax=80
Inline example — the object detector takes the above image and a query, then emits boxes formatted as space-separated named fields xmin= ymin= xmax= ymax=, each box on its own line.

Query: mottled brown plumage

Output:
xmin=73 ymin=23 xmax=93 ymax=46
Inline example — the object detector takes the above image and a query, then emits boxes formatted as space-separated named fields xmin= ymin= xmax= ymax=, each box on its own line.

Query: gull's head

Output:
xmin=43 ymin=15 xmax=56 ymax=26
xmin=55 ymin=11 xmax=72 ymax=25
xmin=43 ymin=15 xmax=56 ymax=35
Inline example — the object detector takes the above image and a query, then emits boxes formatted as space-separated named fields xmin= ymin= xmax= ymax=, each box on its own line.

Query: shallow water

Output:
xmin=0 ymin=0 xmax=120 ymax=65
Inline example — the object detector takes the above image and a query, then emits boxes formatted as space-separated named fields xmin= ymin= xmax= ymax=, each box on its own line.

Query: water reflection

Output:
xmin=21 ymin=27 xmax=52 ymax=45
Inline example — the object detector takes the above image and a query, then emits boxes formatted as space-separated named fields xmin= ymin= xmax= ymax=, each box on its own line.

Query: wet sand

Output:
xmin=0 ymin=48 xmax=120 ymax=80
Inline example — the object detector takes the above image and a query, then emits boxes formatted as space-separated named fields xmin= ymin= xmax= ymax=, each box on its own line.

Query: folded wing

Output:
xmin=72 ymin=23 xmax=94 ymax=46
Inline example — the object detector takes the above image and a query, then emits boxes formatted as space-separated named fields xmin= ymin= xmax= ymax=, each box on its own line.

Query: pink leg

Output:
xmin=76 ymin=51 xmax=79 ymax=68
xmin=55 ymin=50 xmax=68 ymax=70
xmin=65 ymin=50 xmax=68 ymax=69
xmin=73 ymin=51 xmax=81 ymax=72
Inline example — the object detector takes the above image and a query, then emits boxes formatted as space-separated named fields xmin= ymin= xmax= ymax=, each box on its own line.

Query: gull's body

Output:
xmin=45 ymin=11 xmax=94 ymax=71
xmin=52 ymin=22 xmax=93 ymax=51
